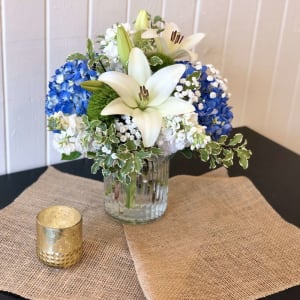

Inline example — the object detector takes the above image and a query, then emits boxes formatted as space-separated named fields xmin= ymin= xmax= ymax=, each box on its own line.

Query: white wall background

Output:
xmin=0 ymin=0 xmax=299 ymax=175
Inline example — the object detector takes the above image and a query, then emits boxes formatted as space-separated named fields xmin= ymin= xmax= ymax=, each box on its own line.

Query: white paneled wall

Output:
xmin=0 ymin=0 xmax=299 ymax=175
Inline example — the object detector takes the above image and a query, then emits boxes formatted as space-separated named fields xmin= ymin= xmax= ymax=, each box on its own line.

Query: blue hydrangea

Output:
xmin=45 ymin=60 xmax=98 ymax=116
xmin=177 ymin=61 xmax=233 ymax=141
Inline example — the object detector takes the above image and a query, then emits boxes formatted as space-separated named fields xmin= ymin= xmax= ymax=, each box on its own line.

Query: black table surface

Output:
xmin=1 ymin=126 xmax=299 ymax=300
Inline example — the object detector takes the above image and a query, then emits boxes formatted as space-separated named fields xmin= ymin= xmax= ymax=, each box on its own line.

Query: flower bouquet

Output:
xmin=46 ymin=10 xmax=252 ymax=223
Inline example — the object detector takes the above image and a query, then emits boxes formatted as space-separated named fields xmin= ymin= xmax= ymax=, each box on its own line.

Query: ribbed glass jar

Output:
xmin=103 ymin=156 xmax=169 ymax=224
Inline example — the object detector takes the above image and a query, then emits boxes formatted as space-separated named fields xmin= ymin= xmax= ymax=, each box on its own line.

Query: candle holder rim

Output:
xmin=36 ymin=205 xmax=82 ymax=229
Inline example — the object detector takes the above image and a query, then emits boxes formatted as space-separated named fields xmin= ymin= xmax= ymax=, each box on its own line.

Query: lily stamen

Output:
xmin=138 ymin=85 xmax=150 ymax=109
xmin=170 ymin=30 xmax=184 ymax=44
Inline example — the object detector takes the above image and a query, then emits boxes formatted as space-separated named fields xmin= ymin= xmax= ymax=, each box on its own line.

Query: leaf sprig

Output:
xmin=82 ymin=116 xmax=162 ymax=185
xmin=198 ymin=133 xmax=252 ymax=169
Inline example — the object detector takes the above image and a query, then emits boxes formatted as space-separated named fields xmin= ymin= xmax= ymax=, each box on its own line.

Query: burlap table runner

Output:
xmin=1 ymin=167 xmax=300 ymax=300
xmin=0 ymin=167 xmax=145 ymax=300
xmin=124 ymin=173 xmax=300 ymax=300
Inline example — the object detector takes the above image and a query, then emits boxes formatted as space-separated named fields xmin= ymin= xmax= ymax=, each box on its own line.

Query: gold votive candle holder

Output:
xmin=36 ymin=205 xmax=82 ymax=268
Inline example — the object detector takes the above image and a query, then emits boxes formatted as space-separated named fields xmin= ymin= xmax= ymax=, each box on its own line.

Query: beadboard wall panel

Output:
xmin=3 ymin=0 xmax=46 ymax=174
xmin=0 ymin=6 xmax=5 ymax=174
xmin=46 ymin=0 xmax=89 ymax=165
xmin=220 ymin=0 xmax=259 ymax=126
xmin=89 ymin=0 xmax=128 ymax=40
xmin=0 ymin=0 xmax=300 ymax=175
xmin=286 ymin=60 xmax=300 ymax=153
xmin=196 ymin=0 xmax=230 ymax=69
xmin=127 ymin=0 xmax=162 ymax=23
xmin=265 ymin=0 xmax=300 ymax=151
xmin=163 ymin=0 xmax=198 ymax=35
xmin=242 ymin=0 xmax=286 ymax=135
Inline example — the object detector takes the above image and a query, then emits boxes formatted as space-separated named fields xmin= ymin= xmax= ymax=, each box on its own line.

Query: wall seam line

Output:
xmin=220 ymin=0 xmax=232 ymax=74
xmin=263 ymin=0 xmax=289 ymax=131
xmin=193 ymin=0 xmax=201 ymax=34
xmin=240 ymin=0 xmax=262 ymax=124
xmin=45 ymin=0 xmax=50 ymax=166
xmin=126 ymin=0 xmax=131 ymax=24
xmin=286 ymin=59 xmax=300 ymax=143
xmin=87 ymin=0 xmax=92 ymax=39
xmin=1 ymin=0 xmax=8 ymax=173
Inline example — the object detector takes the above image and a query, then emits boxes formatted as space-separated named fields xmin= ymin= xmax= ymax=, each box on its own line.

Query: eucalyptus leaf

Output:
xmin=61 ymin=151 xmax=81 ymax=160
xmin=67 ymin=53 xmax=87 ymax=61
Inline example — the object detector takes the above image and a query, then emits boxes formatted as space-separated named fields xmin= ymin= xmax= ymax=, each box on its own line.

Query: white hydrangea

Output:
xmin=99 ymin=23 xmax=131 ymax=72
xmin=50 ymin=112 xmax=90 ymax=155
xmin=156 ymin=113 xmax=211 ymax=156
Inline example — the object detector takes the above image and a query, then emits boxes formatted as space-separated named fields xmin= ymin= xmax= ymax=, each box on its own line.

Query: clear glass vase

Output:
xmin=103 ymin=156 xmax=169 ymax=224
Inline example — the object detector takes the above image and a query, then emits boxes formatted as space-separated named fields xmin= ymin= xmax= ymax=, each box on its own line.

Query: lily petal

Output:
xmin=181 ymin=32 xmax=205 ymax=50
xmin=98 ymin=71 xmax=139 ymax=108
xmin=146 ymin=64 xmax=185 ymax=106
xmin=183 ymin=49 xmax=198 ymax=62
xmin=162 ymin=22 xmax=179 ymax=48
xmin=157 ymin=97 xmax=195 ymax=117
xmin=128 ymin=48 xmax=151 ymax=86
xmin=101 ymin=97 xmax=134 ymax=116
xmin=132 ymin=107 xmax=163 ymax=147
xmin=141 ymin=28 xmax=158 ymax=39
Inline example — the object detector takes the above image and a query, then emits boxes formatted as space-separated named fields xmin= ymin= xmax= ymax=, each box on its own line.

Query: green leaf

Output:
xmin=80 ymin=80 xmax=103 ymax=92
xmin=91 ymin=161 xmax=100 ymax=174
xmin=117 ymin=152 xmax=131 ymax=161
xmin=122 ymin=159 xmax=134 ymax=175
xmin=228 ymin=133 xmax=243 ymax=146
xmin=223 ymin=149 xmax=234 ymax=161
xmin=61 ymin=151 xmax=81 ymax=160
xmin=148 ymin=52 xmax=175 ymax=72
xmin=150 ymin=147 xmax=162 ymax=155
xmin=236 ymin=148 xmax=252 ymax=169
xmin=136 ymin=150 xmax=151 ymax=160
xmin=222 ymin=159 xmax=233 ymax=168
xmin=187 ymin=71 xmax=200 ymax=82
xmin=199 ymin=148 xmax=209 ymax=162
xmin=209 ymin=157 xmax=216 ymax=169
xmin=67 ymin=53 xmax=87 ymax=61
xmin=237 ymin=148 xmax=252 ymax=159
xmin=153 ymin=15 xmax=165 ymax=25
xmin=102 ymin=168 xmax=111 ymax=178
xmin=86 ymin=152 xmax=96 ymax=159
xmin=109 ymin=135 xmax=119 ymax=144
xmin=126 ymin=140 xmax=137 ymax=151
xmin=217 ymin=135 xmax=228 ymax=145
xmin=180 ymin=148 xmax=193 ymax=159
xmin=134 ymin=157 xmax=143 ymax=172
xmin=104 ymin=155 xmax=114 ymax=168
xmin=149 ymin=55 xmax=163 ymax=66
xmin=209 ymin=142 xmax=222 ymax=156
xmin=87 ymin=38 xmax=94 ymax=59
xmin=239 ymin=156 xmax=249 ymax=169
xmin=87 ymin=84 xmax=118 ymax=122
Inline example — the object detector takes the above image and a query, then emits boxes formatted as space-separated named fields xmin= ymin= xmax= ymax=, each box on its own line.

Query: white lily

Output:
xmin=142 ymin=22 xmax=205 ymax=61
xmin=100 ymin=47 xmax=195 ymax=147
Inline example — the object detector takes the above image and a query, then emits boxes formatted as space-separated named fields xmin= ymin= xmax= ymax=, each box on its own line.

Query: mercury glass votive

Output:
xmin=36 ymin=205 xmax=82 ymax=268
